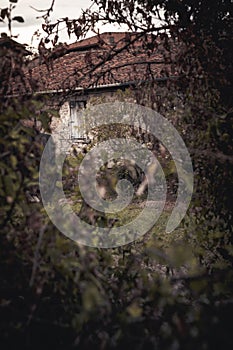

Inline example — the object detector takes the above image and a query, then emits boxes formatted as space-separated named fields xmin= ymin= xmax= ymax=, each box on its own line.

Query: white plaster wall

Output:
xmin=50 ymin=101 xmax=71 ymax=154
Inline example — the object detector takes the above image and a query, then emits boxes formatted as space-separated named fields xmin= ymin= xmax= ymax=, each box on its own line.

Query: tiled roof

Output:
xmin=12 ymin=32 xmax=177 ymax=95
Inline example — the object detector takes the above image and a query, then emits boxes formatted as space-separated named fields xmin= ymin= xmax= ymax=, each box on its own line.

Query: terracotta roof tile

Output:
xmin=11 ymin=32 xmax=177 ymax=95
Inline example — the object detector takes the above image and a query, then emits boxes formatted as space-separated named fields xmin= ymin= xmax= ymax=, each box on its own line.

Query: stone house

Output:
xmin=11 ymin=32 xmax=177 ymax=150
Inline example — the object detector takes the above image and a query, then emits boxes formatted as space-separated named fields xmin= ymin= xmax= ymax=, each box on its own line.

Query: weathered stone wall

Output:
xmin=51 ymin=89 xmax=136 ymax=154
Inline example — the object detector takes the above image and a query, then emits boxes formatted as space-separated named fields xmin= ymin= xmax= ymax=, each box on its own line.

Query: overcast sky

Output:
xmin=0 ymin=0 xmax=124 ymax=47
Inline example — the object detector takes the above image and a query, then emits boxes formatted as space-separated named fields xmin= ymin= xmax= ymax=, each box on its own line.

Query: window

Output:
xmin=69 ymin=101 xmax=87 ymax=140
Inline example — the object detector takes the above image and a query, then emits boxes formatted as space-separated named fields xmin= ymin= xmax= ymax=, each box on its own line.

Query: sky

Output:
xmin=0 ymin=0 xmax=124 ymax=48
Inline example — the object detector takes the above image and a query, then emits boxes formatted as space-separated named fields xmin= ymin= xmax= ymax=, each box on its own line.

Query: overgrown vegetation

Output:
xmin=1 ymin=0 xmax=233 ymax=349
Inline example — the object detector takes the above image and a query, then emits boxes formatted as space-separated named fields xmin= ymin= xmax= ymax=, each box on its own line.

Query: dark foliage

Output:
xmin=0 ymin=1 xmax=233 ymax=349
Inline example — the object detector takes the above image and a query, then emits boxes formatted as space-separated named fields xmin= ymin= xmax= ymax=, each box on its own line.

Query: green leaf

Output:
xmin=10 ymin=155 xmax=17 ymax=169
xmin=127 ymin=301 xmax=142 ymax=318
xmin=82 ymin=285 xmax=102 ymax=312
xmin=3 ymin=176 xmax=15 ymax=196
